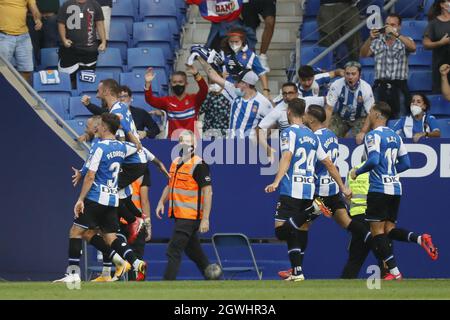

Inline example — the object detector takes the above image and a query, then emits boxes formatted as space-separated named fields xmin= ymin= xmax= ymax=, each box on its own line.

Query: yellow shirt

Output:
xmin=0 ymin=0 xmax=35 ymax=35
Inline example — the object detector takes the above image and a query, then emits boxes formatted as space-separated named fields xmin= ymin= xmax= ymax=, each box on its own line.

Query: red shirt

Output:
xmin=144 ymin=77 xmax=208 ymax=139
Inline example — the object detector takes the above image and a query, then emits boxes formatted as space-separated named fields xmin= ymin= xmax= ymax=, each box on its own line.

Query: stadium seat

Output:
xmin=133 ymin=22 xmax=175 ymax=65
xmin=111 ymin=0 xmax=135 ymax=35
xmin=139 ymin=0 xmax=180 ymax=28
xmin=428 ymin=95 xmax=450 ymax=118
xmin=361 ymin=69 xmax=375 ymax=86
xmin=387 ymin=119 xmax=398 ymax=129
xmin=300 ymin=46 xmax=333 ymax=71
xmin=212 ymin=233 xmax=263 ymax=280
xmin=408 ymin=46 xmax=432 ymax=67
xmin=42 ymin=95 xmax=70 ymax=120
xmin=408 ymin=70 xmax=433 ymax=92
xmin=127 ymin=47 xmax=168 ymax=81
xmin=66 ymin=119 xmax=87 ymax=136
xmin=108 ymin=21 xmax=129 ymax=62
xmin=143 ymin=17 xmax=181 ymax=49
xmin=69 ymin=97 xmax=94 ymax=119
xmin=436 ymin=119 xmax=450 ymax=138
xmin=120 ymin=71 xmax=165 ymax=96
xmin=300 ymin=20 xmax=319 ymax=44
xmin=33 ymin=71 xmax=72 ymax=99
xmin=402 ymin=20 xmax=428 ymax=42
xmin=76 ymin=71 xmax=114 ymax=96
xmin=360 ymin=57 xmax=375 ymax=67
xmin=95 ymin=48 xmax=124 ymax=78
xmin=303 ymin=0 xmax=320 ymax=21
xmin=394 ymin=0 xmax=425 ymax=18
xmin=39 ymin=48 xmax=59 ymax=70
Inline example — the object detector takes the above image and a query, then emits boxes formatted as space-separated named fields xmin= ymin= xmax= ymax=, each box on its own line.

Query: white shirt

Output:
xmin=223 ymin=81 xmax=273 ymax=137
xmin=258 ymin=96 xmax=326 ymax=131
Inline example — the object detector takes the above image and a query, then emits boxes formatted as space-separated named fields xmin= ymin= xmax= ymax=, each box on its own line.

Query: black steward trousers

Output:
xmin=341 ymin=214 xmax=372 ymax=279
xmin=164 ymin=218 xmax=210 ymax=280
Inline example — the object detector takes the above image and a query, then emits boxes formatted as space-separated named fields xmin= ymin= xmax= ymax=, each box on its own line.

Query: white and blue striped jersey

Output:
xmin=258 ymin=96 xmax=326 ymax=131
xmin=326 ymin=78 xmax=374 ymax=122
xmin=110 ymin=101 xmax=139 ymax=141
xmin=223 ymin=81 xmax=273 ymax=137
xmin=279 ymin=124 xmax=327 ymax=200
xmin=356 ymin=127 xmax=409 ymax=196
xmin=314 ymin=128 xmax=339 ymax=197
xmin=80 ymin=137 xmax=100 ymax=177
xmin=123 ymin=144 xmax=155 ymax=165
xmin=82 ymin=139 xmax=138 ymax=207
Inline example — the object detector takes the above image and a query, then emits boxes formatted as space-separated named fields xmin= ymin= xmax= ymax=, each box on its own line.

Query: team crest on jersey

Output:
xmin=185 ymin=101 xmax=189 ymax=105
xmin=357 ymin=96 xmax=364 ymax=104
xmin=366 ymin=134 xmax=375 ymax=147
xmin=251 ymin=105 xmax=258 ymax=113
xmin=242 ymin=53 xmax=247 ymax=60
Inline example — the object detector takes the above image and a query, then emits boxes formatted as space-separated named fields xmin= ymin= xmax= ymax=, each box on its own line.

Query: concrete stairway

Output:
xmin=176 ymin=0 xmax=303 ymax=95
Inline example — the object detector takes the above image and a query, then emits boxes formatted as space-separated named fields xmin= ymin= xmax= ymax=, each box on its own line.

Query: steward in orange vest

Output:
xmin=156 ymin=130 xmax=214 ymax=280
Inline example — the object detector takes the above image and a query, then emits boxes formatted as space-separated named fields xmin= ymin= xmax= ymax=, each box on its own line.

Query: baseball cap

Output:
xmin=234 ymin=70 xmax=259 ymax=86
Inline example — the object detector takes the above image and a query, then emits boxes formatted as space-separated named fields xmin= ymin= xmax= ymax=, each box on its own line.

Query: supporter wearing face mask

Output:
xmin=391 ymin=93 xmax=441 ymax=142
xmin=220 ymin=28 xmax=271 ymax=99
xmin=144 ymin=62 xmax=208 ymax=140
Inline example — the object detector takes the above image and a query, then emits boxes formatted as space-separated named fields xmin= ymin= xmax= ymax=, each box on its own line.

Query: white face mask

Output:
xmin=234 ymin=87 xmax=244 ymax=97
xmin=230 ymin=43 xmax=242 ymax=53
xmin=209 ymin=84 xmax=222 ymax=93
xmin=410 ymin=105 xmax=423 ymax=116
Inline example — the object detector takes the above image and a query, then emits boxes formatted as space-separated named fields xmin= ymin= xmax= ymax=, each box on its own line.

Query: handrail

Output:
xmin=0 ymin=53 xmax=90 ymax=156
xmin=306 ymin=0 xmax=399 ymax=67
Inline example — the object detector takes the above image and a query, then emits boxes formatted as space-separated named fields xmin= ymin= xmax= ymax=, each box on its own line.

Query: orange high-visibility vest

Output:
xmin=168 ymin=155 xmax=204 ymax=220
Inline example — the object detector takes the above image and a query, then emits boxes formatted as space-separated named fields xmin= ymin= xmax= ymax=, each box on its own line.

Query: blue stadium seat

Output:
xmin=111 ymin=0 xmax=135 ymax=35
xmin=424 ymin=0 xmax=434 ymax=18
xmin=394 ymin=0 xmax=425 ymax=18
xmin=96 ymin=48 xmax=124 ymax=78
xmin=428 ymin=95 xmax=450 ymax=118
xmin=402 ymin=20 xmax=428 ymax=42
xmin=361 ymin=68 xmax=375 ymax=86
xmin=127 ymin=47 xmax=168 ymax=81
xmin=69 ymin=97 xmax=94 ymax=119
xmin=76 ymin=71 xmax=114 ymax=96
xmin=301 ymin=20 xmax=319 ymax=44
xmin=143 ymin=17 xmax=180 ymax=49
xmin=33 ymin=71 xmax=72 ymax=99
xmin=140 ymin=0 xmax=180 ymax=27
xmin=133 ymin=22 xmax=175 ymax=65
xmin=436 ymin=119 xmax=450 ymax=138
xmin=108 ymin=21 xmax=129 ymax=62
xmin=387 ymin=119 xmax=398 ymax=129
xmin=39 ymin=48 xmax=59 ymax=70
xmin=360 ymin=57 xmax=375 ymax=67
xmin=66 ymin=119 xmax=87 ymax=136
xmin=408 ymin=70 xmax=432 ymax=92
xmin=300 ymin=46 xmax=333 ymax=71
xmin=304 ymin=0 xmax=320 ymax=21
xmin=42 ymin=96 xmax=69 ymax=120
xmin=408 ymin=45 xmax=432 ymax=67
xmin=120 ymin=71 xmax=165 ymax=96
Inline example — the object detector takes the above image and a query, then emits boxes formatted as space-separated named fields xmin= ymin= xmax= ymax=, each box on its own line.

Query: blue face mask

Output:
xmin=235 ymin=88 xmax=244 ymax=97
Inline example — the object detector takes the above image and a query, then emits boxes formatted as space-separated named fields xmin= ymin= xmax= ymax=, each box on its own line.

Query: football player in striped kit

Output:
xmin=265 ymin=99 xmax=352 ymax=281
xmin=350 ymin=102 xmax=438 ymax=280
xmin=55 ymin=113 xmax=147 ymax=284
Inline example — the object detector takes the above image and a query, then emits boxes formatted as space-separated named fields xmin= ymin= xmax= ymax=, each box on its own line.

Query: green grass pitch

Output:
xmin=1 ymin=280 xmax=450 ymax=300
